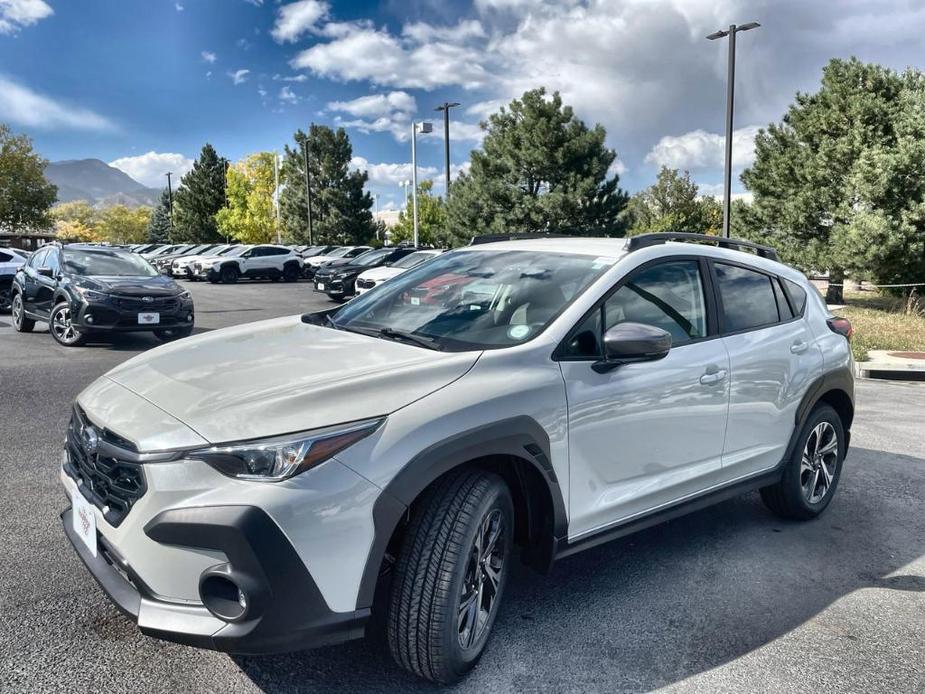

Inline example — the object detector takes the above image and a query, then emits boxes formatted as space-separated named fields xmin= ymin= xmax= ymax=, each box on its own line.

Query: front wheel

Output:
xmin=761 ymin=403 xmax=845 ymax=520
xmin=11 ymin=293 xmax=35 ymax=332
xmin=49 ymin=302 xmax=85 ymax=346
xmin=283 ymin=263 xmax=300 ymax=282
xmin=154 ymin=325 xmax=194 ymax=342
xmin=221 ymin=265 xmax=239 ymax=284
xmin=387 ymin=470 xmax=513 ymax=684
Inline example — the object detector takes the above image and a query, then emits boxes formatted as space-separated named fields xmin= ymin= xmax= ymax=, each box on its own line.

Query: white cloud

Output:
xmin=350 ymin=156 xmax=439 ymax=187
xmin=0 ymin=0 xmax=53 ymax=34
xmin=401 ymin=19 xmax=485 ymax=43
xmin=645 ymin=126 xmax=760 ymax=170
xmin=0 ymin=75 xmax=113 ymax=130
xmin=328 ymin=91 xmax=416 ymax=118
xmin=271 ymin=0 xmax=329 ymax=43
xmin=608 ymin=158 xmax=627 ymax=177
xmin=228 ymin=69 xmax=250 ymax=85
xmin=279 ymin=85 xmax=299 ymax=104
xmin=109 ymin=152 xmax=194 ymax=188
xmin=697 ymin=183 xmax=754 ymax=204
xmin=175 ymin=2 xmax=184 ymax=11
xmin=201 ymin=50 xmax=217 ymax=64
xmin=273 ymin=73 xmax=308 ymax=82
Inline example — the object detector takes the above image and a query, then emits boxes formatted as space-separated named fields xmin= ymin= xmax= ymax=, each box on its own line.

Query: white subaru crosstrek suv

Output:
xmin=60 ymin=233 xmax=854 ymax=683
xmin=198 ymin=244 xmax=302 ymax=283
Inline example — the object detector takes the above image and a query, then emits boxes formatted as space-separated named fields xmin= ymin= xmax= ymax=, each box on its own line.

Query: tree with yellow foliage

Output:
xmin=216 ymin=153 xmax=278 ymax=244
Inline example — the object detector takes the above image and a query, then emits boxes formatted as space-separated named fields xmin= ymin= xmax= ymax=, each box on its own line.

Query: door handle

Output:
xmin=699 ymin=368 xmax=727 ymax=385
xmin=790 ymin=341 xmax=809 ymax=354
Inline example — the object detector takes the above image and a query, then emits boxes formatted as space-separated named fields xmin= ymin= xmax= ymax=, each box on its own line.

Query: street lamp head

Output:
xmin=737 ymin=21 xmax=760 ymax=32
xmin=417 ymin=121 xmax=433 ymax=134
xmin=706 ymin=29 xmax=729 ymax=40
xmin=435 ymin=102 xmax=461 ymax=111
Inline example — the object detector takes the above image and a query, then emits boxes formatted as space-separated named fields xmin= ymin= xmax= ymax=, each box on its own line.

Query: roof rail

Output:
xmin=469 ymin=232 xmax=575 ymax=245
xmin=624 ymin=232 xmax=779 ymax=261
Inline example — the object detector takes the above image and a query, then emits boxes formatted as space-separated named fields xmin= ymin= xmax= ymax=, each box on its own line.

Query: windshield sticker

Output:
xmin=508 ymin=325 xmax=531 ymax=340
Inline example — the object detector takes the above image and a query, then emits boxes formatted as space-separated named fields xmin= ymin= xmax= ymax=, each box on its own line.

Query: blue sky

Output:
xmin=3 ymin=1 xmax=925 ymax=212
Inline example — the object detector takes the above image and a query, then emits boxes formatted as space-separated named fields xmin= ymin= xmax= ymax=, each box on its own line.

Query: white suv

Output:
xmin=198 ymin=244 xmax=302 ymax=283
xmin=60 ymin=233 xmax=854 ymax=683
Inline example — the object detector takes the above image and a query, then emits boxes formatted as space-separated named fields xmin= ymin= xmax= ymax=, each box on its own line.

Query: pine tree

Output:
xmin=147 ymin=189 xmax=172 ymax=243
xmin=624 ymin=167 xmax=722 ymax=236
xmin=446 ymin=88 xmax=628 ymax=243
xmin=279 ymin=125 xmax=377 ymax=245
xmin=172 ymin=143 xmax=226 ymax=243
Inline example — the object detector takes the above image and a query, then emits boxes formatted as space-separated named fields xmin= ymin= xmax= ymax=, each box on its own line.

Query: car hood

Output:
xmin=305 ymin=255 xmax=341 ymax=266
xmin=102 ymin=315 xmax=480 ymax=444
xmin=75 ymin=274 xmax=180 ymax=296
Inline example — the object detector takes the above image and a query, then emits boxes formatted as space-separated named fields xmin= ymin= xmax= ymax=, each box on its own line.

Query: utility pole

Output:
xmin=220 ymin=158 xmax=230 ymax=243
xmin=401 ymin=180 xmax=410 ymax=207
xmin=707 ymin=21 xmax=760 ymax=238
xmin=411 ymin=121 xmax=433 ymax=247
xmin=434 ymin=102 xmax=460 ymax=200
xmin=165 ymin=172 xmax=174 ymax=230
xmin=273 ymin=151 xmax=281 ymax=244
xmin=302 ymin=135 xmax=314 ymax=245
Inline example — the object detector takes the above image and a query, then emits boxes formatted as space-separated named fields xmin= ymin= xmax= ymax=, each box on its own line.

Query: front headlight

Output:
xmin=187 ymin=418 xmax=383 ymax=482
xmin=75 ymin=286 xmax=108 ymax=302
xmin=178 ymin=289 xmax=191 ymax=300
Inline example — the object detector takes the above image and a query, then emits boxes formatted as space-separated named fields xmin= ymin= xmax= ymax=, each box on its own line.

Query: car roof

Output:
xmin=457 ymin=237 xmax=629 ymax=257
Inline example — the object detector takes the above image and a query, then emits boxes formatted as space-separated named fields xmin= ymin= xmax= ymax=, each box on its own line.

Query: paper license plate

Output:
xmin=138 ymin=312 xmax=160 ymax=325
xmin=316 ymin=283 xmax=325 ymax=291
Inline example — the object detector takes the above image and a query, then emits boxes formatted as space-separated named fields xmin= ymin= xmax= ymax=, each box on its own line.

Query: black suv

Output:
xmin=313 ymin=246 xmax=420 ymax=300
xmin=10 ymin=244 xmax=195 ymax=346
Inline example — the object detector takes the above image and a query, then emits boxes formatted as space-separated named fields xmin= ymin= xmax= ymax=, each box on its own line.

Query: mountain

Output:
xmin=45 ymin=159 xmax=162 ymax=208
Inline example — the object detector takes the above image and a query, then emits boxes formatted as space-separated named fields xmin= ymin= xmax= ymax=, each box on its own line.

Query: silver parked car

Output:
xmin=60 ymin=233 xmax=853 ymax=683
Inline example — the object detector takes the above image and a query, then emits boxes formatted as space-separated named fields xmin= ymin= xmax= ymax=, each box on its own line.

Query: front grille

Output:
xmin=64 ymin=408 xmax=146 ymax=527
xmin=357 ymin=278 xmax=375 ymax=289
xmin=112 ymin=295 xmax=179 ymax=311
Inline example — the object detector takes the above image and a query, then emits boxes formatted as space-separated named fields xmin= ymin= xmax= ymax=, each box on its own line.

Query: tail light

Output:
xmin=827 ymin=317 xmax=853 ymax=340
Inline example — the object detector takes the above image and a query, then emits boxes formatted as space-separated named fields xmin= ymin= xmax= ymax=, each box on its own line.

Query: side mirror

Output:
xmin=37 ymin=266 xmax=54 ymax=278
xmin=593 ymin=322 xmax=672 ymax=373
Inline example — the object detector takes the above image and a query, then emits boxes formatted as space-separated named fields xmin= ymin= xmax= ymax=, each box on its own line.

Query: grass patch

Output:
xmin=832 ymin=290 xmax=925 ymax=361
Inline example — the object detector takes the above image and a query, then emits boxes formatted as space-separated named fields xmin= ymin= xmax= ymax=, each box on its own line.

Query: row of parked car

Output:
xmin=126 ymin=241 xmax=445 ymax=301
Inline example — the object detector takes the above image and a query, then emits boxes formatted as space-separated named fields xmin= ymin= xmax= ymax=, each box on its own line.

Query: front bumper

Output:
xmin=62 ymin=504 xmax=369 ymax=654
xmin=73 ymin=296 xmax=194 ymax=332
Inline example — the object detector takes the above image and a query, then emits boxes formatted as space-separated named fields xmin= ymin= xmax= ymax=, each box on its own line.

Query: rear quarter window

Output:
xmin=782 ymin=278 xmax=808 ymax=315
xmin=715 ymin=262 xmax=780 ymax=332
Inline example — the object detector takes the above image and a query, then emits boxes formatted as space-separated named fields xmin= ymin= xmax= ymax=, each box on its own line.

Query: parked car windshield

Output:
xmin=392 ymin=250 xmax=439 ymax=269
xmin=62 ymin=248 xmax=158 ymax=277
xmin=325 ymin=246 xmax=352 ymax=258
xmin=350 ymin=248 xmax=392 ymax=267
xmin=332 ymin=249 xmax=611 ymax=351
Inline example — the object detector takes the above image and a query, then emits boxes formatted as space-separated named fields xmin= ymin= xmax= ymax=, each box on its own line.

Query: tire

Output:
xmin=387 ymin=469 xmax=514 ymax=684
xmin=0 ymin=283 xmax=11 ymax=313
xmin=761 ymin=403 xmax=845 ymax=520
xmin=221 ymin=265 xmax=239 ymax=284
xmin=283 ymin=263 xmax=300 ymax=282
xmin=11 ymin=292 xmax=35 ymax=332
xmin=49 ymin=301 xmax=85 ymax=346
xmin=154 ymin=325 xmax=194 ymax=342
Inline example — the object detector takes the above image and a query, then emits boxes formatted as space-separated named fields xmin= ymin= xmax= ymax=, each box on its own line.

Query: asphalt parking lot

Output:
xmin=1 ymin=280 xmax=923 ymax=694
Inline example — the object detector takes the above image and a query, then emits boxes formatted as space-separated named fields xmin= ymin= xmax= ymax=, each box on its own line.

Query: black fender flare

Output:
xmin=785 ymin=366 xmax=855 ymax=463
xmin=355 ymin=415 xmax=567 ymax=609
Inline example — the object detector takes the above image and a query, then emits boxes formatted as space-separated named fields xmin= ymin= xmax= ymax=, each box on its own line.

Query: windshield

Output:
xmin=325 ymin=247 xmax=351 ymax=258
xmin=393 ymin=251 xmax=438 ymax=269
xmin=216 ymin=245 xmax=239 ymax=256
xmin=332 ymin=249 xmax=612 ymax=351
xmin=351 ymin=248 xmax=391 ymax=267
xmin=62 ymin=248 xmax=159 ymax=277
xmin=223 ymin=246 xmax=249 ymax=257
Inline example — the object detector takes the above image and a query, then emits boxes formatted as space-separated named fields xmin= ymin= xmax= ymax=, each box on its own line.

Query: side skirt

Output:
xmin=553 ymin=468 xmax=782 ymax=560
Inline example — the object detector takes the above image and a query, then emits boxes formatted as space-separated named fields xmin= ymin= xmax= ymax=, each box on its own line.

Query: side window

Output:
xmin=562 ymin=260 xmax=708 ymax=358
xmin=45 ymin=249 xmax=60 ymax=275
xmin=782 ymin=278 xmax=807 ymax=316
xmin=250 ymin=247 xmax=266 ymax=257
xmin=29 ymin=248 xmax=48 ymax=269
xmin=270 ymin=247 xmax=288 ymax=256
xmin=715 ymin=263 xmax=780 ymax=332
xmin=772 ymin=278 xmax=793 ymax=320
xmin=0 ymin=251 xmax=11 ymax=263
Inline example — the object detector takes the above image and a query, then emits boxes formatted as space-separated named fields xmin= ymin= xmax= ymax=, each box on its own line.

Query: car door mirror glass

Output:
xmin=594 ymin=322 xmax=672 ymax=373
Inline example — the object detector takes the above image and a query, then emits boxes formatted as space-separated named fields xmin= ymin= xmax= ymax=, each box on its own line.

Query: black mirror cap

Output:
xmin=36 ymin=266 xmax=54 ymax=278
xmin=594 ymin=322 xmax=672 ymax=373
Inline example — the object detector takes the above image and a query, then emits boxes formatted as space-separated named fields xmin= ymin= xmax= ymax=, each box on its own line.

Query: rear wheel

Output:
xmin=0 ymin=283 xmax=11 ymax=312
xmin=154 ymin=325 xmax=194 ymax=341
xmin=221 ymin=265 xmax=239 ymax=284
xmin=761 ymin=403 xmax=845 ymax=520
xmin=49 ymin=302 xmax=85 ymax=346
xmin=11 ymin=293 xmax=35 ymax=332
xmin=283 ymin=263 xmax=300 ymax=282
xmin=387 ymin=470 xmax=513 ymax=683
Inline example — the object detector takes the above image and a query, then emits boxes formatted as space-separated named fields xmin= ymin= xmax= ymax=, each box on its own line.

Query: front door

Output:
xmin=558 ymin=258 xmax=731 ymax=540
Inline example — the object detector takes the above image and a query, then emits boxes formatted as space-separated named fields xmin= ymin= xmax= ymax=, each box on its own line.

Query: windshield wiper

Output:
xmin=378 ymin=327 xmax=442 ymax=350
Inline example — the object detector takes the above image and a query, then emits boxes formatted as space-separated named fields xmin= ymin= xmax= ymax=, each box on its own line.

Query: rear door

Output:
xmin=712 ymin=261 xmax=824 ymax=478
xmin=19 ymin=248 xmax=48 ymax=316
xmin=558 ymin=257 xmax=731 ymax=539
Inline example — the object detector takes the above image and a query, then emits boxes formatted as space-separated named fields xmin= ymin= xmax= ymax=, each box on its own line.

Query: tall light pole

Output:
xmin=434 ymin=101 xmax=460 ymax=200
xmin=165 ymin=172 xmax=174 ymax=230
xmin=273 ymin=151 xmax=281 ymax=244
xmin=707 ymin=21 xmax=760 ymax=238
xmin=302 ymin=136 xmax=314 ymax=245
xmin=411 ymin=121 xmax=433 ymax=247
xmin=373 ymin=193 xmax=380 ymax=241
xmin=400 ymin=180 xmax=410 ymax=207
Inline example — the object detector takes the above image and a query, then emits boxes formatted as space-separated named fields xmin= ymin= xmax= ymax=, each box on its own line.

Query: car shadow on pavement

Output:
xmin=232 ymin=446 xmax=924 ymax=693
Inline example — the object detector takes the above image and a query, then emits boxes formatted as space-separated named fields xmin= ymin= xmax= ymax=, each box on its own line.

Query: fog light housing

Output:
xmin=85 ymin=314 xmax=94 ymax=324
xmin=200 ymin=573 xmax=248 ymax=622
xmin=186 ymin=313 xmax=193 ymax=322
